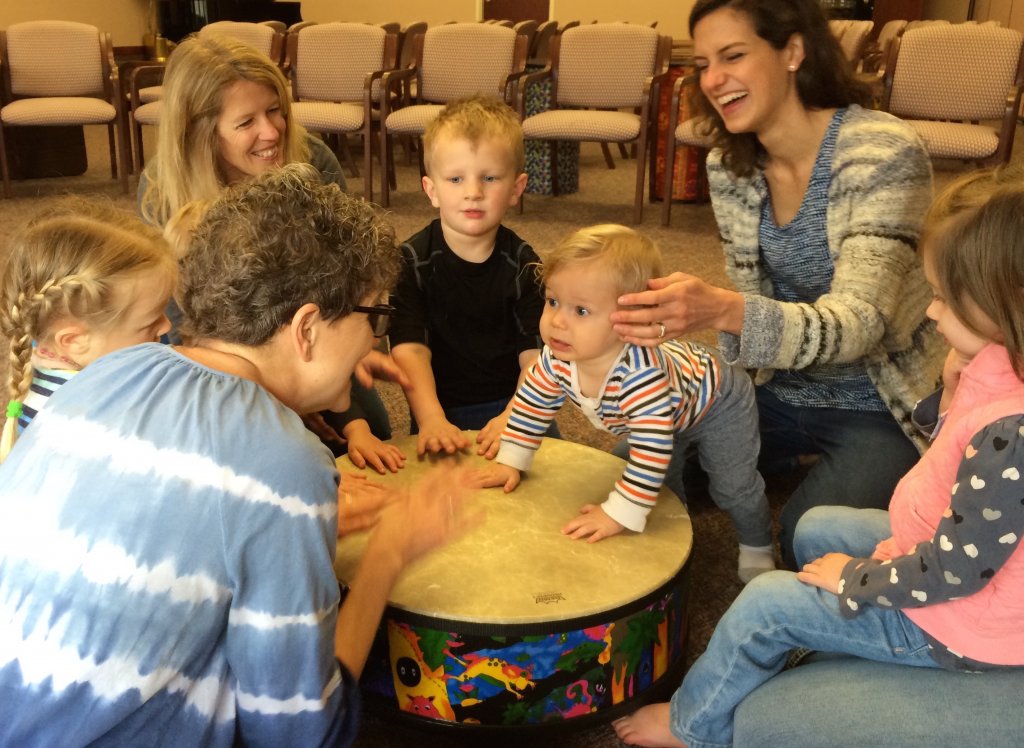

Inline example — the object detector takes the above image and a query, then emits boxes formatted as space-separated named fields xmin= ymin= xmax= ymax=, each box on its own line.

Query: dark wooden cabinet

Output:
xmin=873 ymin=0 xmax=925 ymax=29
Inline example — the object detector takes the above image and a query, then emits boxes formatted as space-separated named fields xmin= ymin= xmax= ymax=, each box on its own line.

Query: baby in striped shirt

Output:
xmin=469 ymin=225 xmax=775 ymax=582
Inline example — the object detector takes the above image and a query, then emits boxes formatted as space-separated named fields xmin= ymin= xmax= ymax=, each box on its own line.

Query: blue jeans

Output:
xmin=757 ymin=387 xmax=920 ymax=569
xmin=614 ymin=361 xmax=771 ymax=547
xmin=670 ymin=507 xmax=939 ymax=748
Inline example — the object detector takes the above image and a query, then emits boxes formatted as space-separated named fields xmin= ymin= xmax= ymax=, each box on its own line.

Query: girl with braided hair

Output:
xmin=0 ymin=198 xmax=175 ymax=461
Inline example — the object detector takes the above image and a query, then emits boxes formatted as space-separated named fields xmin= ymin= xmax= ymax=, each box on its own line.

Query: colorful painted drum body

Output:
xmin=335 ymin=434 xmax=692 ymax=730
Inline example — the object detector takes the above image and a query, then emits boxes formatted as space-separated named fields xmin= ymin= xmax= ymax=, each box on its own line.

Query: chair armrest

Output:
xmin=378 ymin=66 xmax=418 ymax=122
xmin=129 ymin=64 xmax=167 ymax=108
xmin=364 ymin=66 xmax=397 ymax=107
xmin=515 ymin=66 xmax=553 ymax=119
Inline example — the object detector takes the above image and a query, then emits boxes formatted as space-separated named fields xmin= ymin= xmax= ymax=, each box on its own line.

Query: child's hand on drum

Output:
xmin=337 ymin=473 xmax=397 ymax=537
xmin=415 ymin=414 xmax=470 ymax=456
xmin=562 ymin=504 xmax=625 ymax=543
xmin=465 ymin=463 xmax=521 ymax=492
xmin=475 ymin=412 xmax=509 ymax=459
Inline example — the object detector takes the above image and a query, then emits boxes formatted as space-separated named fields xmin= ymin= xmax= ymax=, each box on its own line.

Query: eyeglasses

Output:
xmin=353 ymin=304 xmax=395 ymax=337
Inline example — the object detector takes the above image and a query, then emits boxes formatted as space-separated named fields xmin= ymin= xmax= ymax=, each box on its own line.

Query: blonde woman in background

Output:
xmin=139 ymin=33 xmax=405 ymax=474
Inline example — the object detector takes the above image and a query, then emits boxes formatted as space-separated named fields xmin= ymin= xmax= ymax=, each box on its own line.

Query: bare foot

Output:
xmin=612 ymin=702 xmax=687 ymax=747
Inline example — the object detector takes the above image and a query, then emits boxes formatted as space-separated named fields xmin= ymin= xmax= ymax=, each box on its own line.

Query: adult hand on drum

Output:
xmin=465 ymin=462 xmax=521 ymax=493
xmin=562 ymin=504 xmax=625 ymax=543
xmin=609 ymin=271 xmax=745 ymax=344
xmin=339 ymin=463 xmax=480 ymax=678
xmin=337 ymin=474 xmax=398 ymax=537
xmin=372 ymin=463 xmax=481 ymax=567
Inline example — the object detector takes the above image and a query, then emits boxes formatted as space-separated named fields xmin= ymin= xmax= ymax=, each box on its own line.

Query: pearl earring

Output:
xmin=788 ymin=64 xmax=797 ymax=71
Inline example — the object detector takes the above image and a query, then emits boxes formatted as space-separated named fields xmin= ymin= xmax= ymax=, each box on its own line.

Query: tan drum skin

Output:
xmin=335 ymin=433 xmax=693 ymax=729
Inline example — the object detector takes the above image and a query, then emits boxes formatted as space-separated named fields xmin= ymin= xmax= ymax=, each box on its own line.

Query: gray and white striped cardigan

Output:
xmin=706 ymin=104 xmax=946 ymax=453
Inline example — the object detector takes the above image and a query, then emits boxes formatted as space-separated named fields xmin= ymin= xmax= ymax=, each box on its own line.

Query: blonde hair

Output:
xmin=422 ymin=94 xmax=525 ymax=174
xmin=0 ymin=199 xmax=175 ymax=461
xmin=541 ymin=224 xmax=663 ymax=297
xmin=139 ymin=33 xmax=309 ymax=227
xmin=163 ymin=200 xmax=211 ymax=260
xmin=923 ymin=167 xmax=1024 ymax=379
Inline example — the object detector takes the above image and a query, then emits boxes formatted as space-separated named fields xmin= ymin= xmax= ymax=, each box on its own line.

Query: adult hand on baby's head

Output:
xmin=561 ymin=504 xmax=625 ymax=543
xmin=465 ymin=463 xmax=521 ymax=493
xmin=610 ymin=271 xmax=740 ymax=344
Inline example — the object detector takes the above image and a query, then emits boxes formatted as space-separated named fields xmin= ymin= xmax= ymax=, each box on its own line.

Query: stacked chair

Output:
xmin=882 ymin=22 xmax=1024 ymax=166
xmin=286 ymin=22 xmax=398 ymax=202
xmin=376 ymin=22 xmax=528 ymax=207
xmin=0 ymin=20 xmax=129 ymax=196
xmin=517 ymin=22 xmax=671 ymax=223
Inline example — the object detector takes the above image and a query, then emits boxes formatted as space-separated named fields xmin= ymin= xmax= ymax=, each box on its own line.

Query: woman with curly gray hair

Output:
xmin=0 ymin=165 xmax=475 ymax=746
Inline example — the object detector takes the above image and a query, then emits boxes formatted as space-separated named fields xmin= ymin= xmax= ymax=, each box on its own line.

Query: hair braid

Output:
xmin=1 ymin=274 xmax=90 ymax=463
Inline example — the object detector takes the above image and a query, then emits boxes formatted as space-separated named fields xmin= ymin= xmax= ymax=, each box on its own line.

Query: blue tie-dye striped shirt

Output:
xmin=0 ymin=343 xmax=360 ymax=747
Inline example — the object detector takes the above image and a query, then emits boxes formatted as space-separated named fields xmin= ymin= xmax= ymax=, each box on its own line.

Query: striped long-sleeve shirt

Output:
xmin=497 ymin=341 xmax=719 ymax=531
xmin=0 ymin=344 xmax=359 ymax=747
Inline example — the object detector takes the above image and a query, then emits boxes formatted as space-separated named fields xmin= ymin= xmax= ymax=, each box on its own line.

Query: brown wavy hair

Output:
xmin=688 ymin=0 xmax=871 ymax=178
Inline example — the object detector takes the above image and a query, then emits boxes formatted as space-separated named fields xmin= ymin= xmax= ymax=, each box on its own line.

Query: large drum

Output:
xmin=335 ymin=434 xmax=692 ymax=732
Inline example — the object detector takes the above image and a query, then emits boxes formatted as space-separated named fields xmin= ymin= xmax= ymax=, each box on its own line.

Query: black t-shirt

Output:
xmin=389 ymin=220 xmax=544 ymax=408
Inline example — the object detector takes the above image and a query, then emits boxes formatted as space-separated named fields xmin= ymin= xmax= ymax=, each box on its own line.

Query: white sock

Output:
xmin=738 ymin=543 xmax=776 ymax=584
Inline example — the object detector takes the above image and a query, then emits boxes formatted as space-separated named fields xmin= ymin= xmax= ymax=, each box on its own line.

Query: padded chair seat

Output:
xmin=384 ymin=104 xmax=444 ymax=135
xmin=132 ymin=100 xmax=161 ymax=127
xmin=1 ymin=97 xmax=115 ymax=126
xmin=522 ymin=109 xmax=640 ymax=142
xmin=139 ymin=85 xmax=163 ymax=103
xmin=734 ymin=652 xmax=1024 ymax=747
xmin=904 ymin=120 xmax=999 ymax=160
xmin=675 ymin=118 xmax=714 ymax=148
xmin=291 ymin=101 xmax=365 ymax=131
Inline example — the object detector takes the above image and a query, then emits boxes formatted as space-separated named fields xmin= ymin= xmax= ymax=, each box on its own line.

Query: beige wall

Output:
xmin=922 ymin=0 xmax=970 ymax=21
xmin=2 ymin=0 xmax=149 ymax=47
xmin=302 ymin=1 xmax=695 ymax=38
xmin=300 ymin=0 xmax=475 ymax=26
xmin=553 ymin=0 xmax=694 ymax=40
xmin=1 ymin=0 xmax=700 ymax=47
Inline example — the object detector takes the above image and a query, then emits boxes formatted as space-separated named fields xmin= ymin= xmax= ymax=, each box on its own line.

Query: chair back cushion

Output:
xmin=890 ymin=25 xmax=1023 ymax=120
xmin=838 ymin=20 xmax=873 ymax=64
xmin=877 ymin=19 xmax=908 ymax=49
xmin=5 ymin=21 xmax=104 ymax=97
xmin=555 ymin=24 xmax=659 ymax=109
xmin=418 ymin=23 xmax=517 ymax=102
xmin=293 ymin=23 xmax=386 ymax=102
xmin=199 ymin=21 xmax=277 ymax=59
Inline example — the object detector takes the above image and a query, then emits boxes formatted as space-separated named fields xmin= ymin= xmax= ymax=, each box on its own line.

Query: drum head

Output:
xmin=336 ymin=434 xmax=692 ymax=624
